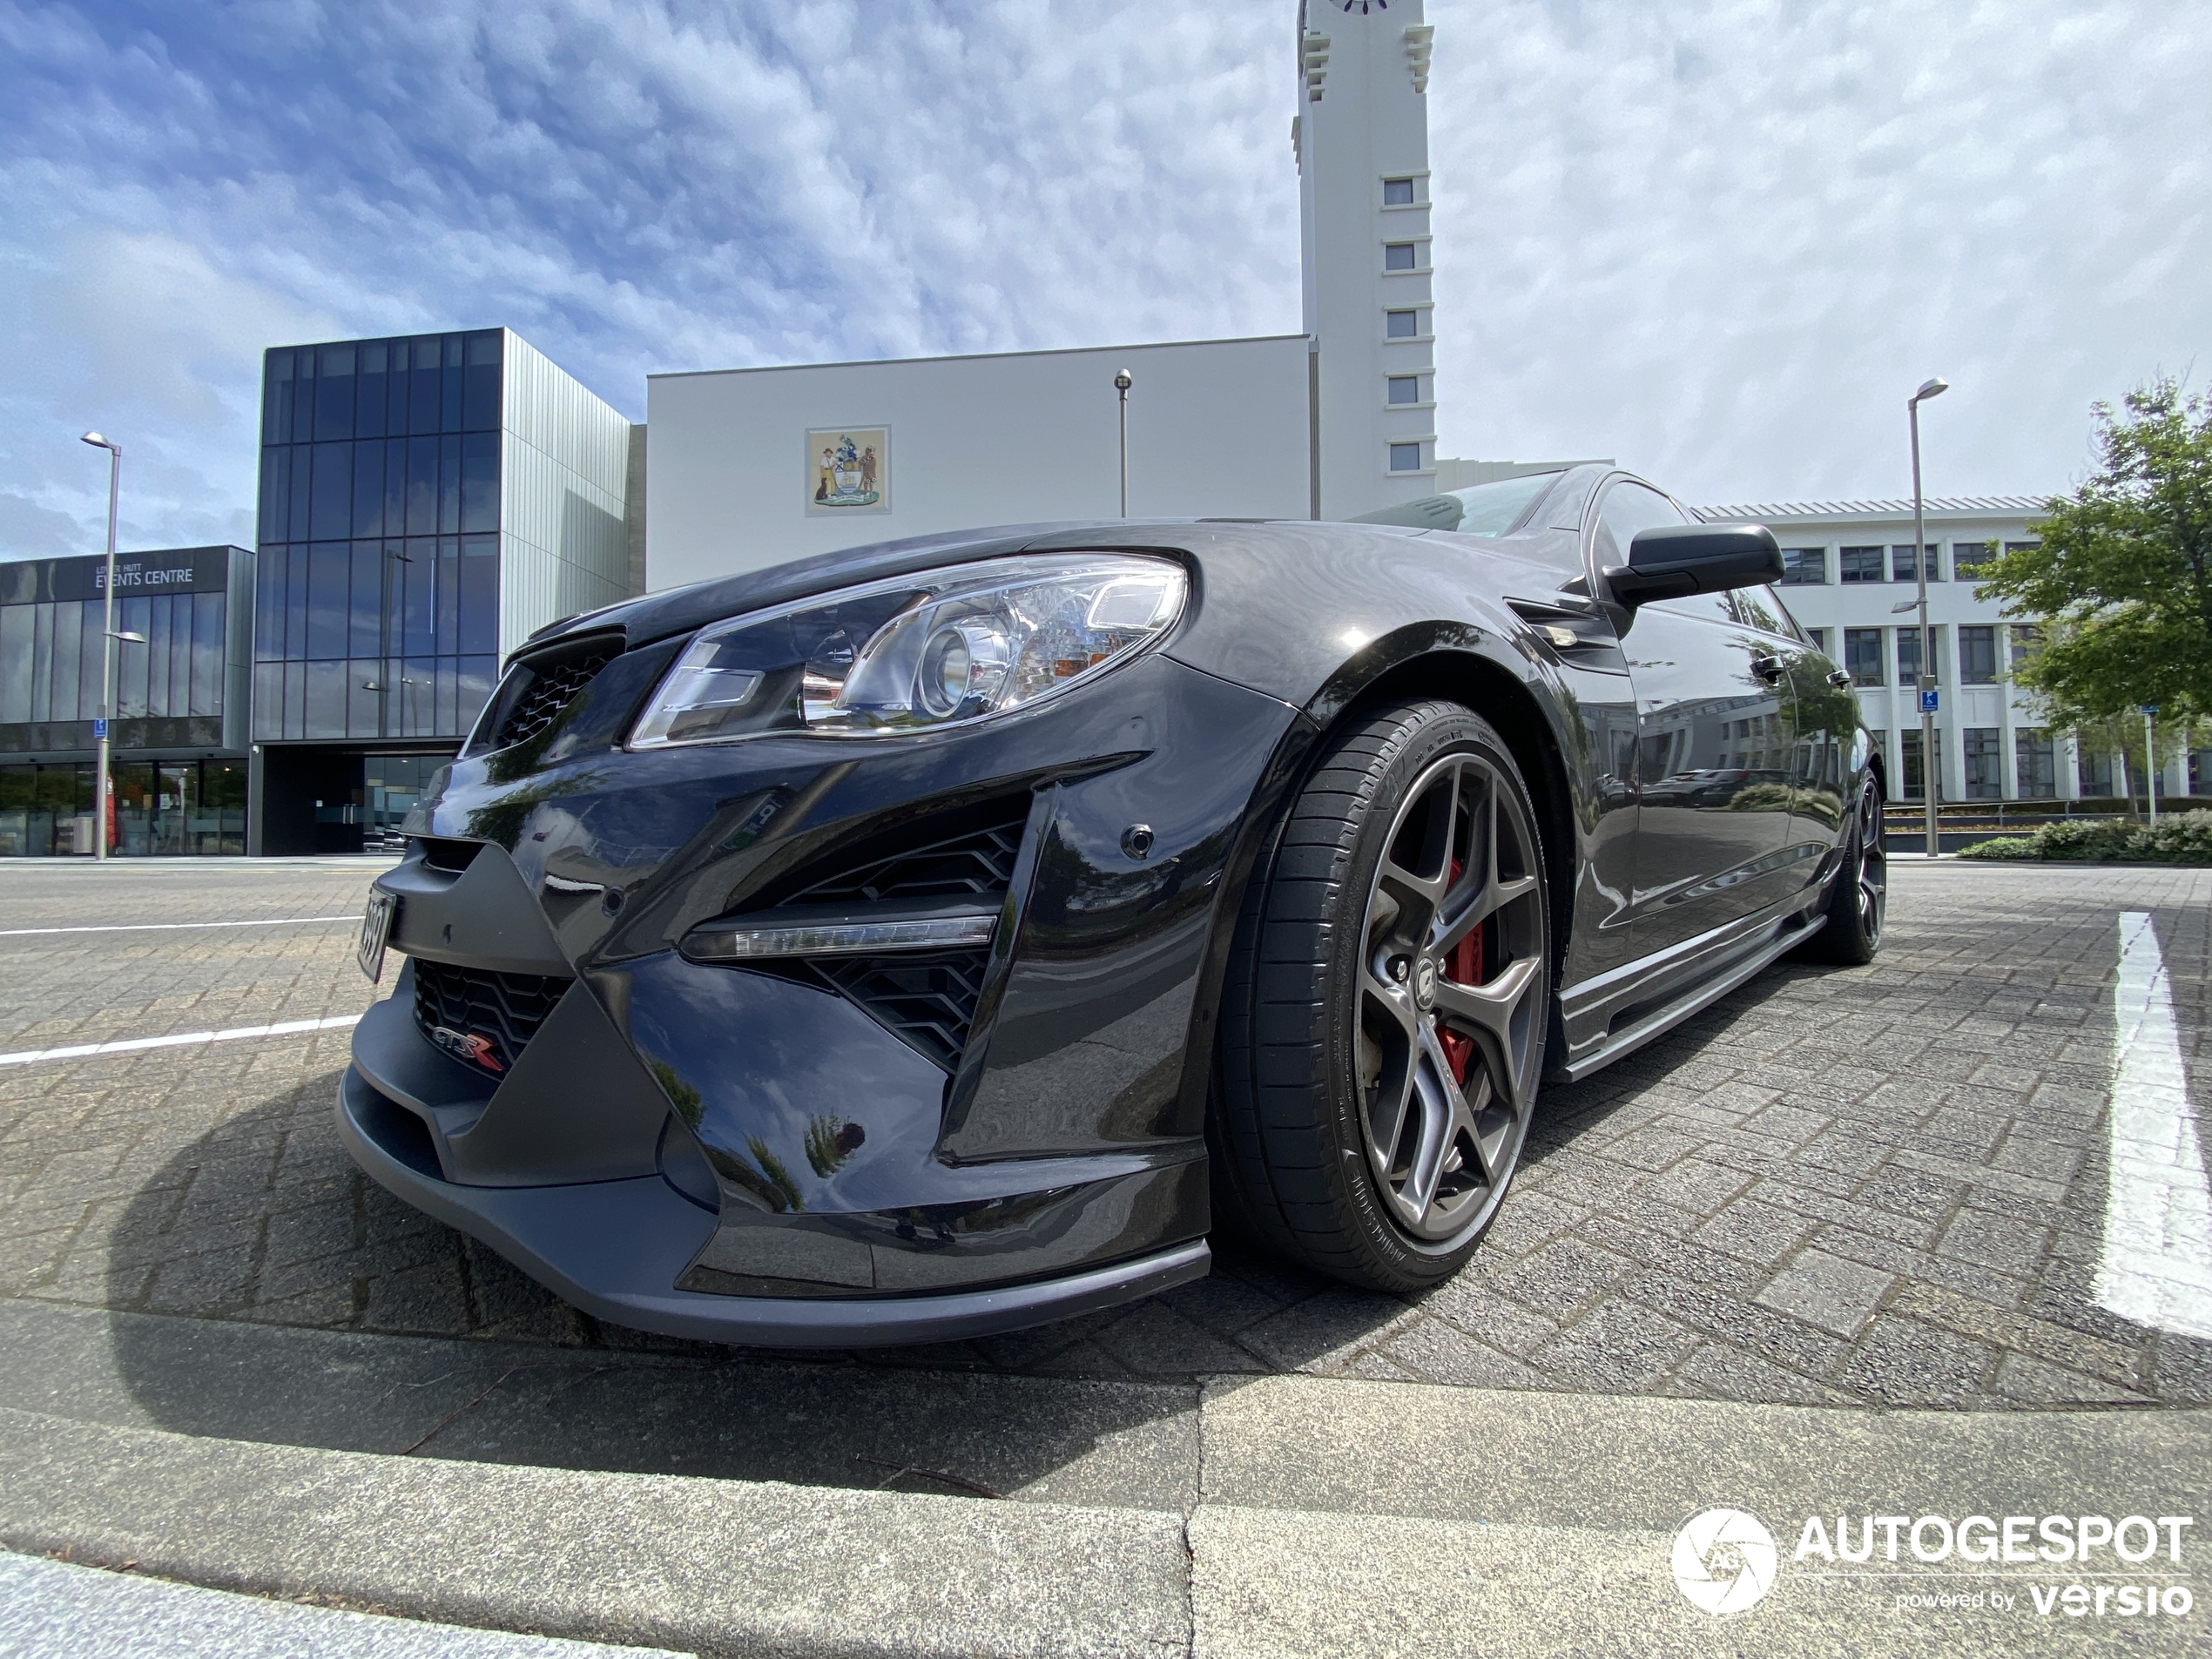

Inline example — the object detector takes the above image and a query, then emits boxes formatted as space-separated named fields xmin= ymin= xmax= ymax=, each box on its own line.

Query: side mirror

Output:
xmin=1604 ymin=523 xmax=1783 ymax=606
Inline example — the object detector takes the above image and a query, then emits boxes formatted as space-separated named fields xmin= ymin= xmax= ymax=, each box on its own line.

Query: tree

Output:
xmin=1977 ymin=379 xmax=2212 ymax=726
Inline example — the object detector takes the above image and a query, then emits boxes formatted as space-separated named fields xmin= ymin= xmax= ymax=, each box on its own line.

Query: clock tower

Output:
xmin=1295 ymin=0 xmax=1438 ymax=519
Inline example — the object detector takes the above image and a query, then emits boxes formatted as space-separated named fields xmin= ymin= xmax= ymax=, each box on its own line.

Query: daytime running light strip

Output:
xmin=686 ymin=914 xmax=998 ymax=961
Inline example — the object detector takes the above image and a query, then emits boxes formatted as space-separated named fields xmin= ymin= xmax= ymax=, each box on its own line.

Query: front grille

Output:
xmin=412 ymin=959 xmax=570 ymax=1076
xmin=792 ymin=811 xmax=1028 ymax=905
xmin=810 ymin=950 xmax=990 ymax=1072
xmin=490 ymin=644 xmax=618 ymax=752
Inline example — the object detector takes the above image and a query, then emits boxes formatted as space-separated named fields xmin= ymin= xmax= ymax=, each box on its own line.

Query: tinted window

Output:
xmin=1727 ymin=585 xmax=1793 ymax=637
xmin=1445 ymin=472 xmax=1562 ymax=536
xmin=1594 ymin=483 xmax=1732 ymax=622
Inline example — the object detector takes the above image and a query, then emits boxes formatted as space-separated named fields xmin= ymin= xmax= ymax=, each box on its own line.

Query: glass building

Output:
xmin=0 ymin=546 xmax=254 ymax=856
xmin=251 ymin=327 xmax=635 ymax=852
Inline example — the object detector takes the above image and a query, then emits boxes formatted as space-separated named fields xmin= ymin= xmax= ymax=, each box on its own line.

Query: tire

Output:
xmin=1797 ymin=777 xmax=1885 ymax=965
xmin=1214 ymin=700 xmax=1553 ymax=1292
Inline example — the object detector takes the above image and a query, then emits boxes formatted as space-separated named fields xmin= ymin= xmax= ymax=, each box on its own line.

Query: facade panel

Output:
xmin=250 ymin=327 xmax=633 ymax=853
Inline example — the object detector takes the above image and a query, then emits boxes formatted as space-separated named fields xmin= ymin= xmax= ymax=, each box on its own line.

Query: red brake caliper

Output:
xmin=1436 ymin=859 xmax=1483 ymax=1085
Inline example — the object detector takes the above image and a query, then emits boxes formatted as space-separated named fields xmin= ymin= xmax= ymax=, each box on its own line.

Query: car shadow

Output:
xmin=78 ymin=1074 xmax=1201 ymax=1509
xmin=67 ymin=961 xmax=1840 ymax=1499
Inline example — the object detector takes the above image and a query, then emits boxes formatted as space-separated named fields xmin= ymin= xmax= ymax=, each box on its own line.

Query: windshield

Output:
xmin=1441 ymin=471 xmax=1564 ymax=536
xmin=1344 ymin=469 xmax=1567 ymax=534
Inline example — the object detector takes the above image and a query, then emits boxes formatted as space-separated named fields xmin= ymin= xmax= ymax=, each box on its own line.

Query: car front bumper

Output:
xmin=338 ymin=1063 xmax=1210 ymax=1345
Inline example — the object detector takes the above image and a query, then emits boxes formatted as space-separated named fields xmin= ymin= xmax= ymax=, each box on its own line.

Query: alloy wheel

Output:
xmin=1355 ymin=751 xmax=1548 ymax=1242
xmin=1855 ymin=785 xmax=1887 ymax=942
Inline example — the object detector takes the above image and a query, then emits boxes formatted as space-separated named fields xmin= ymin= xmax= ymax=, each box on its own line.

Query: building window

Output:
xmin=1383 ymin=177 xmax=1415 ymax=206
xmin=1388 ymin=443 xmax=1423 ymax=472
xmin=1779 ymin=547 xmax=1826 ymax=585
xmin=2005 ymin=539 xmax=2040 ymax=557
xmin=1385 ymin=309 xmax=1420 ymax=339
xmin=2015 ymin=728 xmax=2055 ymax=798
xmin=1964 ymin=727 xmax=2002 ymax=799
xmin=1844 ymin=628 xmax=1884 ymax=686
xmin=1959 ymin=624 xmax=1998 ymax=685
xmin=1896 ymin=626 xmax=1941 ymax=687
xmin=1384 ymin=242 xmax=1419 ymax=272
xmin=1387 ymin=376 xmax=1421 ymax=406
xmin=255 ymin=333 xmax=507 ymax=745
xmin=1839 ymin=545 xmax=1885 ymax=583
xmin=1901 ymin=728 xmax=1942 ymax=801
xmin=1952 ymin=539 xmax=1996 ymax=578
xmin=2008 ymin=624 xmax=2042 ymax=675
xmin=1805 ymin=627 xmax=1830 ymax=658
xmin=2080 ymin=745 xmax=2115 ymax=799
xmin=1891 ymin=543 xmax=1939 ymax=583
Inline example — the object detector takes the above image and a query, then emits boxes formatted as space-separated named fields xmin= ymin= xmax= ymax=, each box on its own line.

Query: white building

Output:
xmin=644 ymin=1 xmax=1441 ymax=589
xmin=1297 ymin=0 xmax=1439 ymax=518
xmin=644 ymin=336 xmax=1310 ymax=594
xmin=1706 ymin=496 xmax=2190 ymax=804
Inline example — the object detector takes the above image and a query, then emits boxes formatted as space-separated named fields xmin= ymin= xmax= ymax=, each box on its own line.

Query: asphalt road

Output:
xmin=0 ymin=858 xmax=2206 ymax=1467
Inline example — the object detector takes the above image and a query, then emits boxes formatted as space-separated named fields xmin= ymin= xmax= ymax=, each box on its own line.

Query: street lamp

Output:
xmin=1114 ymin=368 xmax=1133 ymax=517
xmin=79 ymin=431 xmax=122 ymax=861
xmin=1907 ymin=377 xmax=1947 ymax=859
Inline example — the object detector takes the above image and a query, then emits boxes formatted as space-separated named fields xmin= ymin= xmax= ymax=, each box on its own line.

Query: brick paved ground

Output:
xmin=1 ymin=858 xmax=2205 ymax=1410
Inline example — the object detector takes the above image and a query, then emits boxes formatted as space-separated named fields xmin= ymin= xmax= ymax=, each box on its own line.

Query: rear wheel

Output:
xmin=1798 ymin=777 xmax=1885 ymax=964
xmin=1215 ymin=700 xmax=1552 ymax=1291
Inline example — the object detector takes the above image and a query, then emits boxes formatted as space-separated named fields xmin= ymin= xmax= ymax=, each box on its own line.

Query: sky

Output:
xmin=1 ymin=0 xmax=2205 ymax=556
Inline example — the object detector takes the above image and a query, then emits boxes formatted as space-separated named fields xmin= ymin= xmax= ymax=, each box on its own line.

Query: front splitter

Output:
xmin=335 ymin=1066 xmax=1210 ymax=1348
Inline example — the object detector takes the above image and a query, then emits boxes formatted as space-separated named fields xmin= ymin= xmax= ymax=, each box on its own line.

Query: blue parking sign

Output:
xmin=92 ymin=718 xmax=106 ymax=738
xmin=1918 ymin=690 xmax=1939 ymax=715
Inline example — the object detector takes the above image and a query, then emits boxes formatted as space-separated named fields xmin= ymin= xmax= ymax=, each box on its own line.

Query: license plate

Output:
xmin=357 ymin=891 xmax=397 ymax=984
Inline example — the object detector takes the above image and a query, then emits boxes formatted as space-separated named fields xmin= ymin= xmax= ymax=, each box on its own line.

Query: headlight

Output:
xmin=629 ymin=554 xmax=1186 ymax=748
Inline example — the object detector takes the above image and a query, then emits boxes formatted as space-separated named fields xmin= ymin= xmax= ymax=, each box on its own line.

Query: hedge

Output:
xmin=1956 ymin=810 xmax=2212 ymax=864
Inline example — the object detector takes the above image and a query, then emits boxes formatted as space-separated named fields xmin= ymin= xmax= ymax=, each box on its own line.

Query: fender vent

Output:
xmin=792 ymin=809 xmax=1028 ymax=906
xmin=413 ymin=959 xmax=570 ymax=1075
xmin=809 ymin=950 xmax=990 ymax=1072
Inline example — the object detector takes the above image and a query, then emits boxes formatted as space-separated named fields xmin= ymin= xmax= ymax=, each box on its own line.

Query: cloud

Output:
xmin=1426 ymin=0 xmax=2212 ymax=502
xmin=0 ymin=0 xmax=2205 ymax=553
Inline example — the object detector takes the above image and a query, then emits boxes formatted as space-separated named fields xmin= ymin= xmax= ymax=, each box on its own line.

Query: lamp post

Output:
xmin=79 ymin=432 xmax=123 ymax=861
xmin=1114 ymin=368 xmax=1133 ymax=517
xmin=1907 ymin=377 xmax=1948 ymax=859
xmin=2143 ymin=705 xmax=2159 ymax=825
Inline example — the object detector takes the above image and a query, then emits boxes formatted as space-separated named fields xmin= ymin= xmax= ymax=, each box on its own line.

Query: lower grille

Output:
xmin=809 ymin=950 xmax=990 ymax=1072
xmin=412 ymin=958 xmax=570 ymax=1076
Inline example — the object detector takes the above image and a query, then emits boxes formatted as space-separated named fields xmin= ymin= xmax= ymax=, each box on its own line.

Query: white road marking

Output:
xmin=0 ymin=1014 xmax=364 ymax=1069
xmin=0 ymin=915 xmax=360 ymax=938
xmin=2095 ymin=912 xmax=2212 ymax=1340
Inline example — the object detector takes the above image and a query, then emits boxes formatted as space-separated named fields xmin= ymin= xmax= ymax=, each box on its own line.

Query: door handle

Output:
xmin=1749 ymin=652 xmax=1785 ymax=684
xmin=1826 ymin=669 xmax=1851 ymax=688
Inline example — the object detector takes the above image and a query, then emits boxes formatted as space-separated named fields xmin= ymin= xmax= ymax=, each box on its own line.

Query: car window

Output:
xmin=1441 ymin=472 xmax=1563 ymax=536
xmin=1592 ymin=482 xmax=1734 ymax=624
xmin=1726 ymin=584 xmax=1797 ymax=638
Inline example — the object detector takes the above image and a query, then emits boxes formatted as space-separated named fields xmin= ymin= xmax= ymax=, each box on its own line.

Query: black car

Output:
xmin=339 ymin=464 xmax=1885 ymax=1347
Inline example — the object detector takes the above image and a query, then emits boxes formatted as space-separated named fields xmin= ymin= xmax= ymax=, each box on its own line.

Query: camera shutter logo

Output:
xmin=1672 ymin=1508 xmax=1778 ymax=1614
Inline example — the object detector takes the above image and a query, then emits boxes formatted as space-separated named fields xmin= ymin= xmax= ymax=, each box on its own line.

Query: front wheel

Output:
xmin=1214 ymin=700 xmax=1552 ymax=1292
xmin=1798 ymin=778 xmax=1885 ymax=965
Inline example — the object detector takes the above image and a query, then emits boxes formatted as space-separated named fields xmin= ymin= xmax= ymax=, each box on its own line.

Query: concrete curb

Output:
xmin=0 ymin=1406 xmax=1190 ymax=1659
xmin=7 ymin=1364 xmax=2211 ymax=1656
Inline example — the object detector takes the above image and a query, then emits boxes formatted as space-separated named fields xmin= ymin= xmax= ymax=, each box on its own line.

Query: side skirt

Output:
xmin=1555 ymin=907 xmax=1827 ymax=1083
